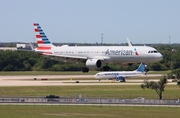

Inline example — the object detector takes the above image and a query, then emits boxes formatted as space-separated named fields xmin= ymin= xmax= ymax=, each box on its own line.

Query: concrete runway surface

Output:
xmin=0 ymin=74 xmax=175 ymax=86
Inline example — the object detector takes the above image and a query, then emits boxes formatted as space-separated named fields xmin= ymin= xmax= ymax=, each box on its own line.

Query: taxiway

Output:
xmin=0 ymin=74 xmax=175 ymax=86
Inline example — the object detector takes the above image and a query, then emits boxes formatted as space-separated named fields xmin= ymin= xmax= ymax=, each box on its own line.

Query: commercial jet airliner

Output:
xmin=33 ymin=23 xmax=163 ymax=72
xmin=94 ymin=63 xmax=145 ymax=82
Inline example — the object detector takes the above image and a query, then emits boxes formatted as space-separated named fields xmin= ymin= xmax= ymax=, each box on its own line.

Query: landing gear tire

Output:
xmin=120 ymin=80 xmax=126 ymax=82
xmin=82 ymin=67 xmax=89 ymax=73
xmin=145 ymin=68 xmax=149 ymax=75
xmin=103 ymin=66 xmax=110 ymax=71
xmin=145 ymin=68 xmax=149 ymax=72
xmin=128 ymin=63 xmax=133 ymax=66
xmin=120 ymin=79 xmax=126 ymax=82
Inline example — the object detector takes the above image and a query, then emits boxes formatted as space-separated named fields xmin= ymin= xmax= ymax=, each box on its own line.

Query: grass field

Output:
xmin=0 ymin=71 xmax=97 ymax=75
xmin=0 ymin=71 xmax=179 ymax=118
xmin=0 ymin=70 xmax=171 ymax=75
xmin=148 ymin=70 xmax=171 ymax=74
xmin=15 ymin=76 xmax=164 ymax=81
xmin=0 ymin=85 xmax=179 ymax=99
xmin=0 ymin=105 xmax=179 ymax=118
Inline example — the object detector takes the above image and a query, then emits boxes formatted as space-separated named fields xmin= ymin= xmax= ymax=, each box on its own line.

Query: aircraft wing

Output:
xmin=127 ymin=38 xmax=132 ymax=46
xmin=118 ymin=75 xmax=134 ymax=78
xmin=51 ymin=54 xmax=88 ymax=60
xmin=41 ymin=53 xmax=110 ymax=62
xmin=117 ymin=74 xmax=140 ymax=78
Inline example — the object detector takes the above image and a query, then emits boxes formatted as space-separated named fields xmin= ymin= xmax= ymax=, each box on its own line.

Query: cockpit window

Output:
xmin=148 ymin=50 xmax=158 ymax=53
xmin=154 ymin=51 xmax=158 ymax=53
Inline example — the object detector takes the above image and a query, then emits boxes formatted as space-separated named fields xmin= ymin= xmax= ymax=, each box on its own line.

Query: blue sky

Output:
xmin=0 ymin=0 xmax=180 ymax=44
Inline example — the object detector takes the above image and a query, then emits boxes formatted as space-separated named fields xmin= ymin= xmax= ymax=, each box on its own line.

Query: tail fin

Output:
xmin=33 ymin=23 xmax=53 ymax=50
xmin=136 ymin=63 xmax=145 ymax=72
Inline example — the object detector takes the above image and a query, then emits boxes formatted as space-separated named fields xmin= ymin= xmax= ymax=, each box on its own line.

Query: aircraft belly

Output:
xmin=109 ymin=55 xmax=158 ymax=63
xmin=110 ymin=56 xmax=140 ymax=63
xmin=106 ymin=75 xmax=116 ymax=79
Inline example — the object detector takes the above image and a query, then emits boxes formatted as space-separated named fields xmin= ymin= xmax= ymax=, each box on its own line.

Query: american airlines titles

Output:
xmin=105 ymin=49 xmax=133 ymax=55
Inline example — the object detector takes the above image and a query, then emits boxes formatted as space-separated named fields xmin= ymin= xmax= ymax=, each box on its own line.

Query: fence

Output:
xmin=0 ymin=96 xmax=180 ymax=106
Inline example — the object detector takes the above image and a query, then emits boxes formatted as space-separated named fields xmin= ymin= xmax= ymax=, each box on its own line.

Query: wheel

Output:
xmin=82 ymin=67 xmax=89 ymax=73
xmin=128 ymin=63 xmax=133 ymax=66
xmin=103 ymin=66 xmax=110 ymax=71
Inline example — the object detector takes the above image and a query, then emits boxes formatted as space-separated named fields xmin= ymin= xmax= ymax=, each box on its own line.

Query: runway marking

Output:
xmin=0 ymin=74 xmax=176 ymax=86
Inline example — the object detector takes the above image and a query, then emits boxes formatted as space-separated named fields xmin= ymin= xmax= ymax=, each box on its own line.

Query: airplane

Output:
xmin=94 ymin=63 xmax=146 ymax=82
xmin=33 ymin=23 xmax=163 ymax=73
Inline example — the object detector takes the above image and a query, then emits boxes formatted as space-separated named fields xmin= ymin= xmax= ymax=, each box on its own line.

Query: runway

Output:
xmin=0 ymin=74 xmax=175 ymax=86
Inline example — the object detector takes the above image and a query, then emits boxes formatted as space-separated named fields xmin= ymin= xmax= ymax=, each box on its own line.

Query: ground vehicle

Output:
xmin=175 ymin=99 xmax=180 ymax=103
xmin=45 ymin=94 xmax=59 ymax=98
xmin=134 ymin=97 xmax=145 ymax=101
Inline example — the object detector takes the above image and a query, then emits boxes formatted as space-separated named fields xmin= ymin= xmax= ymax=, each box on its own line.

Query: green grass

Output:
xmin=148 ymin=70 xmax=171 ymax=74
xmin=0 ymin=70 xmax=171 ymax=75
xmin=0 ymin=71 xmax=178 ymax=118
xmin=0 ymin=105 xmax=179 ymax=118
xmin=19 ymin=76 xmax=164 ymax=81
xmin=0 ymin=85 xmax=179 ymax=99
xmin=0 ymin=71 xmax=97 ymax=75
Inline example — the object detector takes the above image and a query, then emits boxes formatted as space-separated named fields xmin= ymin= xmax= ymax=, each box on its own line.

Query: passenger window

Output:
xmin=154 ymin=51 xmax=157 ymax=53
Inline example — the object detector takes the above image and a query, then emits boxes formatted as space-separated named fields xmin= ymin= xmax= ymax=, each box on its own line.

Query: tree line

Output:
xmin=0 ymin=44 xmax=180 ymax=72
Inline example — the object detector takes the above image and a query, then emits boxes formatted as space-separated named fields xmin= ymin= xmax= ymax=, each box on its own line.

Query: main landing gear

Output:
xmin=82 ymin=67 xmax=89 ymax=73
xmin=103 ymin=66 xmax=110 ymax=71
xmin=81 ymin=65 xmax=110 ymax=73
xmin=120 ymin=79 xmax=126 ymax=82
xmin=145 ymin=67 xmax=149 ymax=75
xmin=128 ymin=63 xmax=133 ymax=66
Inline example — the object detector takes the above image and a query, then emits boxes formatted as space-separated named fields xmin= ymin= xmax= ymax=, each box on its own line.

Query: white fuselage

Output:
xmin=94 ymin=71 xmax=144 ymax=79
xmin=40 ymin=45 xmax=163 ymax=63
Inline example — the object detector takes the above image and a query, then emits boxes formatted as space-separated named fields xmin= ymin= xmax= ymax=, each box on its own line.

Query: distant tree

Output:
xmin=170 ymin=69 xmax=180 ymax=86
xmin=1 ymin=44 xmax=180 ymax=71
xmin=141 ymin=76 xmax=167 ymax=100
xmin=149 ymin=62 xmax=167 ymax=71
xmin=171 ymin=69 xmax=180 ymax=79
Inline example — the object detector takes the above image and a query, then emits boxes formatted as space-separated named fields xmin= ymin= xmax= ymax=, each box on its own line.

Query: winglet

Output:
xmin=127 ymin=38 xmax=132 ymax=46
xmin=29 ymin=43 xmax=35 ymax=51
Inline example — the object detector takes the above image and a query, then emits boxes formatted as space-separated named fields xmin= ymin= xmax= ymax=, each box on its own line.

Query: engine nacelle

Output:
xmin=117 ymin=76 xmax=126 ymax=82
xmin=86 ymin=59 xmax=102 ymax=69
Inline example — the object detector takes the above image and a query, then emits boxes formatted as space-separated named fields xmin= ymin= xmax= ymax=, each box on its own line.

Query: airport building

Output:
xmin=0 ymin=43 xmax=33 ymax=51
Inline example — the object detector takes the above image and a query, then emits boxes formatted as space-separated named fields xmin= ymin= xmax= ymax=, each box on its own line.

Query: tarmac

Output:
xmin=0 ymin=74 xmax=175 ymax=86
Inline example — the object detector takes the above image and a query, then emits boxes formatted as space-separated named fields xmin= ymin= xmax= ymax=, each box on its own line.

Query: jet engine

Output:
xmin=86 ymin=59 xmax=102 ymax=69
xmin=116 ymin=76 xmax=126 ymax=82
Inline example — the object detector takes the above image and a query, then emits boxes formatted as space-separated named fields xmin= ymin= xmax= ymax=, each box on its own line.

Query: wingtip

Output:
xmin=126 ymin=38 xmax=132 ymax=46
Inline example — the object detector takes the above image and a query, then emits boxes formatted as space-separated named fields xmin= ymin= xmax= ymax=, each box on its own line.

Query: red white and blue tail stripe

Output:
xmin=33 ymin=23 xmax=53 ymax=50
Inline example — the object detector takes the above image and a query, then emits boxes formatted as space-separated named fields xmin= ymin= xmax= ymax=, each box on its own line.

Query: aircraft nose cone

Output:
xmin=158 ymin=53 xmax=163 ymax=61
xmin=94 ymin=74 xmax=97 ymax=78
